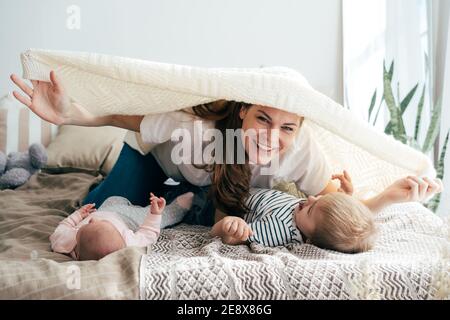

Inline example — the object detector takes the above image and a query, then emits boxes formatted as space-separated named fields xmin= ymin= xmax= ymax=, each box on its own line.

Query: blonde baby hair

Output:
xmin=309 ymin=192 xmax=377 ymax=253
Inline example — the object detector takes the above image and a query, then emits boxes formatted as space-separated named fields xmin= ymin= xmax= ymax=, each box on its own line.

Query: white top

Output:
xmin=139 ymin=111 xmax=331 ymax=196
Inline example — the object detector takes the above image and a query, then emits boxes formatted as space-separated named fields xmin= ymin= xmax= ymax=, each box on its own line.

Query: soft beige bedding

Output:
xmin=0 ymin=170 xmax=143 ymax=299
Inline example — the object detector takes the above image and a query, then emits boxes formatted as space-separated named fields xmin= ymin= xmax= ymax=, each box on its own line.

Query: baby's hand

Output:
xmin=149 ymin=192 xmax=166 ymax=215
xmin=383 ymin=176 xmax=443 ymax=204
xmin=78 ymin=203 xmax=96 ymax=218
xmin=220 ymin=216 xmax=253 ymax=243
xmin=332 ymin=170 xmax=354 ymax=195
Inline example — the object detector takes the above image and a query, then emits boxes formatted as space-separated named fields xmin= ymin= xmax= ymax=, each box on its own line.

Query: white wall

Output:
xmin=0 ymin=0 xmax=343 ymax=103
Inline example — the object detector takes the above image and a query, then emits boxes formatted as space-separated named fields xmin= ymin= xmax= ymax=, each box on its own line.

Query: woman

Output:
xmin=10 ymin=71 xmax=341 ymax=220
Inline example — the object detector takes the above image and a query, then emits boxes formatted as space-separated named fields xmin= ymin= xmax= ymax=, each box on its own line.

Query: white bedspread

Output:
xmin=140 ymin=203 xmax=450 ymax=299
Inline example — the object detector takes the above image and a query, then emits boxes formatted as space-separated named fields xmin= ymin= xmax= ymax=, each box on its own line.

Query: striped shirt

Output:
xmin=244 ymin=188 xmax=306 ymax=247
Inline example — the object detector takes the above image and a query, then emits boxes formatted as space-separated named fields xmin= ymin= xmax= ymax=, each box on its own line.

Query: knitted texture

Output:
xmin=140 ymin=202 xmax=450 ymax=300
xmin=20 ymin=49 xmax=435 ymax=198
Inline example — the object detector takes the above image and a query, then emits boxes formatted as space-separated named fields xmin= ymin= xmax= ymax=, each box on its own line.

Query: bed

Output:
xmin=0 ymin=169 xmax=144 ymax=299
xmin=0 ymin=168 xmax=448 ymax=299
xmin=139 ymin=205 xmax=450 ymax=300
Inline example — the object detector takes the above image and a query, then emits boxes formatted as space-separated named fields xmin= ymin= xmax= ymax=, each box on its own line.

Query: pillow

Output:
xmin=0 ymin=93 xmax=57 ymax=154
xmin=44 ymin=125 xmax=127 ymax=175
xmin=272 ymin=180 xmax=307 ymax=198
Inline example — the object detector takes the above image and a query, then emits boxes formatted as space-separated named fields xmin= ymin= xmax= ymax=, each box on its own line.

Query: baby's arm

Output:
xmin=210 ymin=216 xmax=253 ymax=245
xmin=127 ymin=193 xmax=166 ymax=246
xmin=211 ymin=215 xmax=290 ymax=247
xmin=49 ymin=204 xmax=96 ymax=253
xmin=362 ymin=176 xmax=443 ymax=213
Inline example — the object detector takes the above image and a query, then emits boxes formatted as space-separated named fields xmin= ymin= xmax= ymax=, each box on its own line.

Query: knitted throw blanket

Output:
xmin=140 ymin=203 xmax=450 ymax=300
xmin=20 ymin=49 xmax=434 ymax=198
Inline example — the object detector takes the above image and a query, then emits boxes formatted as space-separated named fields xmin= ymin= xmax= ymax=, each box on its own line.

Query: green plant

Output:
xmin=368 ymin=60 xmax=448 ymax=212
xmin=428 ymin=130 xmax=449 ymax=212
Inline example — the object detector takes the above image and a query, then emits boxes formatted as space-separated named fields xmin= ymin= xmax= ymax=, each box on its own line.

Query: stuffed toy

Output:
xmin=0 ymin=143 xmax=48 ymax=189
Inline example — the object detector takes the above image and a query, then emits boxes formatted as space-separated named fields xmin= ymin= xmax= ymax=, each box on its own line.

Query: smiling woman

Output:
xmin=178 ymin=100 xmax=333 ymax=216
xmin=239 ymin=105 xmax=304 ymax=166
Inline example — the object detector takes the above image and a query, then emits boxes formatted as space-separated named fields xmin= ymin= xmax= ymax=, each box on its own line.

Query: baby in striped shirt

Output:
xmin=210 ymin=174 xmax=442 ymax=253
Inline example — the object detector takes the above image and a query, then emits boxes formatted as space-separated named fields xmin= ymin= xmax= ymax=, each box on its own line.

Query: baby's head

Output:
xmin=75 ymin=218 xmax=125 ymax=261
xmin=294 ymin=192 xmax=377 ymax=253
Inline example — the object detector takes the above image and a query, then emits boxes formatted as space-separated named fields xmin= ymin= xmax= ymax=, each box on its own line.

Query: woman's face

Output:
xmin=239 ymin=105 xmax=302 ymax=165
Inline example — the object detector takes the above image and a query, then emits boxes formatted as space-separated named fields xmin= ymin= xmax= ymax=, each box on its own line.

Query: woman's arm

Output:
xmin=110 ymin=114 xmax=144 ymax=132
xmin=11 ymin=72 xmax=144 ymax=131
xmin=66 ymin=102 xmax=143 ymax=131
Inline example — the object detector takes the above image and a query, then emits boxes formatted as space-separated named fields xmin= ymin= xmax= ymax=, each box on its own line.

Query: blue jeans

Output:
xmin=83 ymin=142 xmax=216 ymax=227
xmin=83 ymin=142 xmax=168 ymax=207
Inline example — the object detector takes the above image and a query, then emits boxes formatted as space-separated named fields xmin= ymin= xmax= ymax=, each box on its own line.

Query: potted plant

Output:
xmin=367 ymin=61 xmax=448 ymax=212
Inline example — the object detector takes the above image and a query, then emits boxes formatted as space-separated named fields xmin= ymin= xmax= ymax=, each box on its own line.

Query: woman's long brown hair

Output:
xmin=191 ymin=100 xmax=252 ymax=217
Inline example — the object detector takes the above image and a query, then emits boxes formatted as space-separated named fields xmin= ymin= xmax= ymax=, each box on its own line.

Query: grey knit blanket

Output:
xmin=140 ymin=202 xmax=450 ymax=300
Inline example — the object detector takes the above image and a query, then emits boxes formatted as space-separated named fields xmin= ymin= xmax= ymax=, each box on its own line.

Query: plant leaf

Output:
xmin=436 ymin=130 xmax=449 ymax=179
xmin=397 ymin=82 xmax=400 ymax=108
xmin=424 ymin=52 xmax=430 ymax=78
xmin=372 ymin=96 xmax=384 ymax=126
xmin=427 ymin=130 xmax=449 ymax=212
xmin=414 ymin=86 xmax=426 ymax=141
xmin=422 ymin=98 xmax=442 ymax=153
xmin=368 ymin=89 xmax=377 ymax=122
xmin=383 ymin=62 xmax=406 ymax=142
xmin=400 ymin=83 xmax=419 ymax=113
xmin=427 ymin=193 xmax=441 ymax=212
xmin=385 ymin=83 xmax=419 ymax=134
xmin=387 ymin=60 xmax=394 ymax=81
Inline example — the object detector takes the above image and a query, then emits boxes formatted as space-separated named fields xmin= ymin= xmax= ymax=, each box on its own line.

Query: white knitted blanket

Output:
xmin=140 ymin=203 xmax=450 ymax=300
xmin=20 ymin=49 xmax=434 ymax=198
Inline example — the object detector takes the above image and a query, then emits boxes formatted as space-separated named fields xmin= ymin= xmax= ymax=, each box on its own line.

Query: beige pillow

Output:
xmin=272 ymin=181 xmax=307 ymax=198
xmin=44 ymin=125 xmax=127 ymax=174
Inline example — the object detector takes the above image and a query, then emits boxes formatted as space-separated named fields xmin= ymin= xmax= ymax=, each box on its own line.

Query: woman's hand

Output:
xmin=382 ymin=176 xmax=443 ymax=204
xmin=332 ymin=170 xmax=354 ymax=195
xmin=149 ymin=192 xmax=166 ymax=215
xmin=10 ymin=71 xmax=99 ymax=126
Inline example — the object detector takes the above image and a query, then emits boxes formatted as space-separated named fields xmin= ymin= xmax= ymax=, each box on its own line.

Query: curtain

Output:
xmin=343 ymin=0 xmax=432 ymax=138
xmin=437 ymin=1 xmax=450 ymax=215
xmin=343 ymin=0 xmax=450 ymax=215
